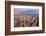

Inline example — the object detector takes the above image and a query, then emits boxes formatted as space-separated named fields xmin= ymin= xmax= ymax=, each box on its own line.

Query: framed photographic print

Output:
xmin=5 ymin=1 xmax=45 ymax=35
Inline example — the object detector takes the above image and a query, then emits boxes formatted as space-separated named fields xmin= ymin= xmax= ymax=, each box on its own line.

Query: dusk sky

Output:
xmin=14 ymin=8 xmax=39 ymax=16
